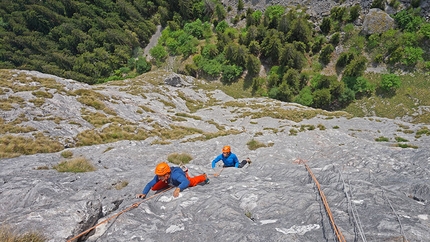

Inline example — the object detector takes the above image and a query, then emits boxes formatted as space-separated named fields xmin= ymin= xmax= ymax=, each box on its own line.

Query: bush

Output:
xmin=380 ymin=73 xmax=401 ymax=91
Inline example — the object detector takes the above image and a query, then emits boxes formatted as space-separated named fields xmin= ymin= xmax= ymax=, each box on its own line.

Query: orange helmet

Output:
xmin=155 ymin=162 xmax=171 ymax=175
xmin=222 ymin=145 xmax=231 ymax=153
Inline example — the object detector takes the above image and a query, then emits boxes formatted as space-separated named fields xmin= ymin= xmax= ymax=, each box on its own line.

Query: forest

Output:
xmin=0 ymin=0 xmax=429 ymax=110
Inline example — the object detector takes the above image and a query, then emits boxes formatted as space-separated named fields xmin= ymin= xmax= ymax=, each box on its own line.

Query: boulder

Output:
xmin=362 ymin=8 xmax=396 ymax=35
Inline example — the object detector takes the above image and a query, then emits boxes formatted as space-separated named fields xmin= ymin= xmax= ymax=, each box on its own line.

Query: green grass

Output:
xmin=394 ymin=136 xmax=409 ymax=142
xmin=0 ymin=225 xmax=46 ymax=242
xmin=344 ymin=72 xmax=430 ymax=124
xmin=395 ymin=143 xmax=418 ymax=149
xmin=53 ymin=157 xmax=96 ymax=173
xmin=114 ymin=181 xmax=129 ymax=190
xmin=0 ymin=133 xmax=63 ymax=158
xmin=247 ymin=139 xmax=267 ymax=150
xmin=60 ymin=150 xmax=73 ymax=158
xmin=167 ymin=152 xmax=193 ymax=165
xmin=375 ymin=136 xmax=390 ymax=142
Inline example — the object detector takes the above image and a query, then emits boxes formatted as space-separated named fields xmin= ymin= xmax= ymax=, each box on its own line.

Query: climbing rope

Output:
xmin=295 ymin=158 xmax=346 ymax=242
xmin=371 ymin=173 xmax=409 ymax=242
xmin=214 ymin=167 xmax=224 ymax=177
xmin=339 ymin=169 xmax=367 ymax=242
xmin=66 ymin=187 xmax=173 ymax=242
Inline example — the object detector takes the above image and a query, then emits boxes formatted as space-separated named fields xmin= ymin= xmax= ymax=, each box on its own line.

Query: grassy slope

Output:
xmin=344 ymin=72 xmax=430 ymax=124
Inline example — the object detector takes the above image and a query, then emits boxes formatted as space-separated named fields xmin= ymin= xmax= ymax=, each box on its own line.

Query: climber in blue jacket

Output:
xmin=211 ymin=145 xmax=251 ymax=169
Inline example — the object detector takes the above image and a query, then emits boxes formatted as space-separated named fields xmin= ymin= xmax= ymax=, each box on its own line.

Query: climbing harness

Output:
xmin=66 ymin=187 xmax=173 ymax=242
xmin=295 ymin=158 xmax=346 ymax=242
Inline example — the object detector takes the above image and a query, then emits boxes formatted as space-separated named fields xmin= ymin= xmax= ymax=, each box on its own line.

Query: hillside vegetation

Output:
xmin=1 ymin=1 xmax=430 ymax=119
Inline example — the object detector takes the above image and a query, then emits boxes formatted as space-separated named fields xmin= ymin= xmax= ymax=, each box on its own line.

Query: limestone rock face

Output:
xmin=0 ymin=70 xmax=429 ymax=242
xmin=362 ymin=8 xmax=396 ymax=35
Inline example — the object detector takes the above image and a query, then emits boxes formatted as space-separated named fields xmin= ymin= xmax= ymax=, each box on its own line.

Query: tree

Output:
xmin=246 ymin=54 xmax=261 ymax=77
xmin=215 ymin=4 xmax=226 ymax=21
xmin=282 ymin=68 xmax=300 ymax=94
xmin=349 ymin=4 xmax=361 ymax=22
xmin=319 ymin=44 xmax=334 ymax=65
xmin=294 ymin=86 xmax=313 ymax=106
xmin=278 ymin=15 xmax=290 ymax=34
xmin=244 ymin=25 xmax=259 ymax=46
xmin=343 ymin=55 xmax=367 ymax=77
xmin=238 ymin=0 xmax=244 ymax=12
xmin=370 ymin=0 xmax=385 ymax=10
xmin=221 ymin=64 xmax=243 ymax=83
xmin=149 ymin=45 xmax=168 ymax=65
xmin=261 ymin=30 xmax=282 ymax=63
xmin=215 ymin=20 xmax=229 ymax=33
xmin=342 ymin=76 xmax=374 ymax=96
xmin=248 ymin=40 xmax=260 ymax=56
xmin=320 ymin=17 xmax=332 ymax=34
xmin=264 ymin=5 xmax=285 ymax=28
xmin=312 ymin=88 xmax=331 ymax=109
xmin=288 ymin=18 xmax=313 ymax=45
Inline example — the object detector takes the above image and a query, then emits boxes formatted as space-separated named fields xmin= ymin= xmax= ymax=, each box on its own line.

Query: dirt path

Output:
xmin=143 ymin=25 xmax=163 ymax=60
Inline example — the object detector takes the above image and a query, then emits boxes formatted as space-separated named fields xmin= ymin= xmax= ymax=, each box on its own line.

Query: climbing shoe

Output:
xmin=204 ymin=173 xmax=210 ymax=184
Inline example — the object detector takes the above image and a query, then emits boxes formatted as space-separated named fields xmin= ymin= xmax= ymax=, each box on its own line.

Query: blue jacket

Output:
xmin=142 ymin=166 xmax=190 ymax=195
xmin=211 ymin=152 xmax=239 ymax=168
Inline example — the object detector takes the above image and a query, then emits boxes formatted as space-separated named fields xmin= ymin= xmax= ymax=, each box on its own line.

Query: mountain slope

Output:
xmin=0 ymin=70 xmax=429 ymax=241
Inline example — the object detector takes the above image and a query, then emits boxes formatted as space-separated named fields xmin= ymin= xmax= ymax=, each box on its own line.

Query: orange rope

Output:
xmin=214 ymin=167 xmax=224 ymax=177
xmin=295 ymin=159 xmax=346 ymax=242
xmin=66 ymin=187 xmax=173 ymax=242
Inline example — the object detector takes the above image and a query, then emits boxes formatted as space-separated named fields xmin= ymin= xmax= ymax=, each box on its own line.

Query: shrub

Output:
xmin=380 ymin=74 xmax=401 ymax=91
xmin=167 ymin=152 xmax=193 ymax=165
xmin=53 ymin=157 xmax=96 ymax=173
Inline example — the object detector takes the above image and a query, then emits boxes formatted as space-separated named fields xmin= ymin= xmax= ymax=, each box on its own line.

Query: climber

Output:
xmin=211 ymin=145 xmax=251 ymax=169
xmin=136 ymin=162 xmax=209 ymax=199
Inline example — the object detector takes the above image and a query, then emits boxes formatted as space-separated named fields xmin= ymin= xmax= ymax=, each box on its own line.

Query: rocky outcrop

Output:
xmin=238 ymin=0 xmax=429 ymax=21
xmin=0 ymin=70 xmax=429 ymax=242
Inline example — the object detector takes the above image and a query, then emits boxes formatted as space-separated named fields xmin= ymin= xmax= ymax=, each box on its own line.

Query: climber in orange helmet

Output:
xmin=211 ymin=145 xmax=251 ymax=169
xmin=136 ymin=162 xmax=210 ymax=199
